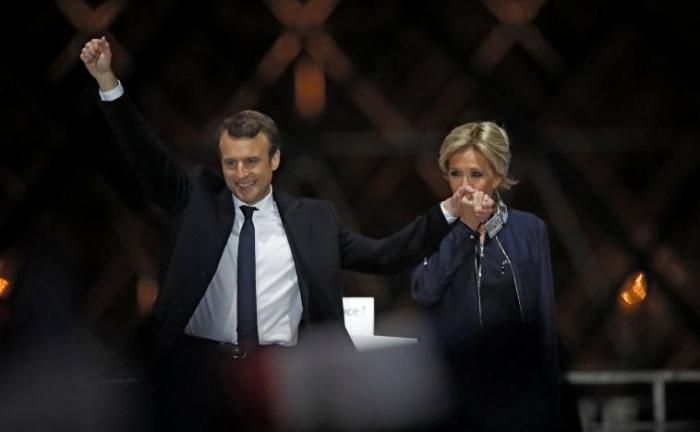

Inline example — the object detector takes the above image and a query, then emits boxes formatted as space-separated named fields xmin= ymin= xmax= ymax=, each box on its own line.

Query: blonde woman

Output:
xmin=412 ymin=122 xmax=558 ymax=431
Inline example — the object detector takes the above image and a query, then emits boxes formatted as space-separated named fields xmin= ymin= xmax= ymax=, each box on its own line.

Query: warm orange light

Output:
xmin=619 ymin=271 xmax=648 ymax=310
xmin=294 ymin=56 xmax=325 ymax=118
xmin=137 ymin=277 xmax=158 ymax=316
xmin=0 ymin=277 xmax=10 ymax=299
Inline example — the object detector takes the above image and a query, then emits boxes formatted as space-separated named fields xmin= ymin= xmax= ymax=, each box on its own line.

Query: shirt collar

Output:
xmin=232 ymin=186 xmax=275 ymax=216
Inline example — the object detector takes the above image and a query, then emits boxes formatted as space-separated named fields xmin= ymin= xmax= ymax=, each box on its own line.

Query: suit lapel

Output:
xmin=216 ymin=183 xmax=235 ymax=228
xmin=274 ymin=189 xmax=312 ymax=259
xmin=211 ymin=185 xmax=235 ymax=280
xmin=274 ymin=189 xmax=314 ymax=324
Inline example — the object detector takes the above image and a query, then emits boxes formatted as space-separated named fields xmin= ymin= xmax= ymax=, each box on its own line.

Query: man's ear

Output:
xmin=271 ymin=149 xmax=281 ymax=171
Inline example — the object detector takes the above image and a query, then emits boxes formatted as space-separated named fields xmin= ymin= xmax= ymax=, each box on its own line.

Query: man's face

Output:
xmin=219 ymin=132 xmax=280 ymax=204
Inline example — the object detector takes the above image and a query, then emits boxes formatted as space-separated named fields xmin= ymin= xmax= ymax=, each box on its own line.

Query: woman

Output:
xmin=412 ymin=122 xmax=558 ymax=430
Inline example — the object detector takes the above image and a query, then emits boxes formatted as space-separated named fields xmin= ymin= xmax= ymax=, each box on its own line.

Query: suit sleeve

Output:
xmin=98 ymin=94 xmax=190 ymax=214
xmin=410 ymin=223 xmax=479 ymax=306
xmin=336 ymin=203 xmax=451 ymax=274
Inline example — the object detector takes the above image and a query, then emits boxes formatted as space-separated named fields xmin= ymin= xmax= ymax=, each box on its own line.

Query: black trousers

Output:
xmin=154 ymin=335 xmax=291 ymax=432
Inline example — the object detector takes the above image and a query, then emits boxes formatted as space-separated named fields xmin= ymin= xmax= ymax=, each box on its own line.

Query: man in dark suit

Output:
xmin=81 ymin=37 xmax=469 ymax=431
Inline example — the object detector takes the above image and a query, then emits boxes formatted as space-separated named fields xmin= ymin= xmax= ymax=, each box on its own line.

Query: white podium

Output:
xmin=343 ymin=297 xmax=417 ymax=351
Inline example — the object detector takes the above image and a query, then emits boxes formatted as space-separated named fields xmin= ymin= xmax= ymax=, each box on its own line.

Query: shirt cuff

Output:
xmin=440 ymin=201 xmax=459 ymax=224
xmin=99 ymin=81 xmax=124 ymax=101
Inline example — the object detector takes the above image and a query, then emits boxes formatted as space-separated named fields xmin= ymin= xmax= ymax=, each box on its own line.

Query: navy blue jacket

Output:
xmin=412 ymin=208 xmax=558 ymax=430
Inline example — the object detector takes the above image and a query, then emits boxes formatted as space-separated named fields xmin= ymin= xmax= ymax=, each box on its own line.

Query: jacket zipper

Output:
xmin=474 ymin=235 xmax=525 ymax=329
xmin=495 ymin=236 xmax=525 ymax=320
xmin=474 ymin=241 xmax=485 ymax=328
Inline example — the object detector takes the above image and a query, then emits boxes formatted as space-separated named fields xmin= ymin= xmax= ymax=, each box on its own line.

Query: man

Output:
xmin=80 ymin=37 xmax=476 ymax=431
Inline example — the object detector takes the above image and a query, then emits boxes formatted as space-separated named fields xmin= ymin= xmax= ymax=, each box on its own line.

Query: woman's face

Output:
xmin=445 ymin=147 xmax=502 ymax=196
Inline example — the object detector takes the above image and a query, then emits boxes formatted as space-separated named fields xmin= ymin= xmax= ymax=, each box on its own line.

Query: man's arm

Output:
xmin=337 ymin=187 xmax=491 ymax=274
xmin=410 ymin=223 xmax=479 ymax=305
xmin=337 ymin=203 xmax=451 ymax=274
xmin=81 ymin=37 xmax=190 ymax=213
xmin=337 ymin=184 xmax=493 ymax=273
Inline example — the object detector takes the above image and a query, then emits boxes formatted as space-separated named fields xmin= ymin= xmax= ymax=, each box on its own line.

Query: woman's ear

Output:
xmin=493 ymin=176 xmax=503 ymax=190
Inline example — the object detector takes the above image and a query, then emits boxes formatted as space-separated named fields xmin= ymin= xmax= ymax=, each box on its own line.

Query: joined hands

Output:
xmin=443 ymin=186 xmax=495 ymax=231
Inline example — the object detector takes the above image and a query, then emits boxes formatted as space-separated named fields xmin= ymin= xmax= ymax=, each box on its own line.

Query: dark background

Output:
xmin=1 ymin=0 xmax=699 ymax=428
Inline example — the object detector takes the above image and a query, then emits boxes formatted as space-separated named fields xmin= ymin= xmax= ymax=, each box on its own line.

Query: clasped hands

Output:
xmin=443 ymin=186 xmax=495 ymax=232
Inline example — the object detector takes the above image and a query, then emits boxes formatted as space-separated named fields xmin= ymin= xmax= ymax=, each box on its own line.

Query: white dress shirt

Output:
xmin=184 ymin=188 xmax=303 ymax=345
xmin=99 ymin=81 xmax=124 ymax=101
xmin=440 ymin=201 xmax=458 ymax=224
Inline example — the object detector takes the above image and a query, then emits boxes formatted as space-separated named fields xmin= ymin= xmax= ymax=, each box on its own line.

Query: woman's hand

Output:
xmin=458 ymin=189 xmax=495 ymax=231
xmin=475 ymin=192 xmax=495 ymax=225
xmin=442 ymin=185 xmax=470 ymax=218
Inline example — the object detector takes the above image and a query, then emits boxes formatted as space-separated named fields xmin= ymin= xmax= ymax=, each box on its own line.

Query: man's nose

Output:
xmin=236 ymin=165 xmax=249 ymax=178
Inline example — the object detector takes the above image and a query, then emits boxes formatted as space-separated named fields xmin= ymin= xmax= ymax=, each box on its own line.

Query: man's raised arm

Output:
xmin=80 ymin=37 xmax=190 ymax=213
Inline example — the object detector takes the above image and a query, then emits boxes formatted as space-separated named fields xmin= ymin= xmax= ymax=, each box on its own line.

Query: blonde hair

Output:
xmin=438 ymin=121 xmax=517 ymax=190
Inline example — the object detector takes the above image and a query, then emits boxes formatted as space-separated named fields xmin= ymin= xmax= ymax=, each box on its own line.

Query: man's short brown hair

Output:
xmin=216 ymin=110 xmax=281 ymax=157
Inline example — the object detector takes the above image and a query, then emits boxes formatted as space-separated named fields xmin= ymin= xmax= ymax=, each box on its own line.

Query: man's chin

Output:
xmin=234 ymin=188 xmax=258 ymax=204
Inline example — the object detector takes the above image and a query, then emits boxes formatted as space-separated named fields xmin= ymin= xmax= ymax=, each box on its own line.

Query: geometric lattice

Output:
xmin=1 ymin=1 xmax=699 ymax=378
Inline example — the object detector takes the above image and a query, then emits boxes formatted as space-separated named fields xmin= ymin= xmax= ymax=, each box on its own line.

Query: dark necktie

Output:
xmin=237 ymin=205 xmax=258 ymax=347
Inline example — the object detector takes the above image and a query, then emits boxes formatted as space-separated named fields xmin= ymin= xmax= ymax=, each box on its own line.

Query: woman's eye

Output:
xmin=449 ymin=171 xmax=462 ymax=177
xmin=470 ymin=171 xmax=483 ymax=178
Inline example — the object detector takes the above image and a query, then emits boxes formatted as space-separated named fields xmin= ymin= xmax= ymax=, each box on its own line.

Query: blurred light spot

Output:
xmin=294 ymin=56 xmax=325 ymax=118
xmin=619 ymin=272 xmax=648 ymax=311
xmin=137 ymin=277 xmax=158 ymax=316
xmin=0 ymin=277 xmax=10 ymax=299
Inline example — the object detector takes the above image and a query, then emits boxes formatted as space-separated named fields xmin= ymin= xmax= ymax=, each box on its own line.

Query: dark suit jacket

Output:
xmin=99 ymin=94 xmax=451 ymax=353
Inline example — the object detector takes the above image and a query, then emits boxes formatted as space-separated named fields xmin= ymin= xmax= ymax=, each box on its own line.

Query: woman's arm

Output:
xmin=535 ymin=219 xmax=560 ymax=423
xmin=410 ymin=223 xmax=479 ymax=306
